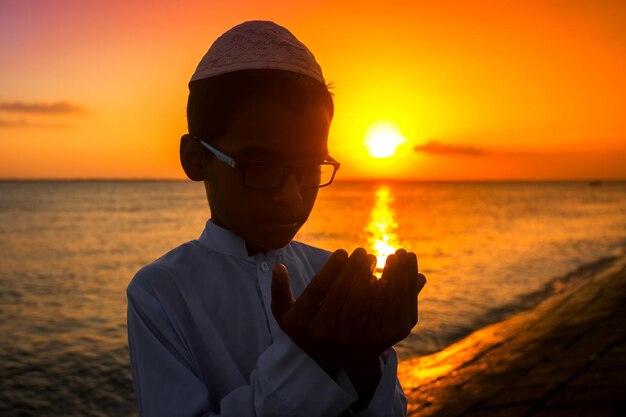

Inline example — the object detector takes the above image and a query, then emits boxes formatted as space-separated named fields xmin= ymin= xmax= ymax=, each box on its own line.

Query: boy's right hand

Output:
xmin=271 ymin=248 xmax=357 ymax=370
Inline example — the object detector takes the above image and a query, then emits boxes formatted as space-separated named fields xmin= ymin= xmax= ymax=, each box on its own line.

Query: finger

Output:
xmin=368 ymin=254 xmax=377 ymax=274
xmin=317 ymin=248 xmax=368 ymax=321
xmin=365 ymin=254 xmax=395 ymax=334
xmin=379 ymin=254 xmax=398 ymax=338
xmin=348 ymin=274 xmax=377 ymax=341
xmin=366 ymin=276 xmax=387 ymax=340
xmin=394 ymin=249 xmax=411 ymax=336
xmin=294 ymin=249 xmax=348 ymax=319
xmin=407 ymin=252 xmax=418 ymax=327
xmin=336 ymin=254 xmax=376 ymax=333
xmin=416 ymin=253 xmax=420 ymax=274
xmin=395 ymin=248 xmax=408 ymax=257
xmin=417 ymin=273 xmax=426 ymax=294
xmin=415 ymin=272 xmax=427 ymax=324
xmin=271 ymin=264 xmax=295 ymax=320
xmin=380 ymin=252 xmax=397 ymax=282
xmin=395 ymin=248 xmax=409 ymax=289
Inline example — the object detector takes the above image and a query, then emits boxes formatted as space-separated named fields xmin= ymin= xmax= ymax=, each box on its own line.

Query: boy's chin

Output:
xmin=258 ymin=234 xmax=296 ymax=250
xmin=254 ymin=221 xmax=303 ymax=250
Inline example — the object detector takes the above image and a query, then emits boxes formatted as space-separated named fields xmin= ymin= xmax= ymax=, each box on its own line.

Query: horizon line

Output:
xmin=0 ymin=177 xmax=624 ymax=183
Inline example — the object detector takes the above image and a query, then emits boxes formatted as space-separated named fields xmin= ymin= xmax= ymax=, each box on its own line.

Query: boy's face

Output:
xmin=204 ymin=98 xmax=332 ymax=251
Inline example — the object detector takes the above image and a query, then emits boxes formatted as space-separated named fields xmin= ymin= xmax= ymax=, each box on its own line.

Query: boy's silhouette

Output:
xmin=127 ymin=20 xmax=426 ymax=416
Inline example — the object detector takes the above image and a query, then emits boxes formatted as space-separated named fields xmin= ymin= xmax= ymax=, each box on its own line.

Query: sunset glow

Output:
xmin=1 ymin=1 xmax=625 ymax=179
xmin=364 ymin=121 xmax=408 ymax=159
xmin=366 ymin=186 xmax=400 ymax=275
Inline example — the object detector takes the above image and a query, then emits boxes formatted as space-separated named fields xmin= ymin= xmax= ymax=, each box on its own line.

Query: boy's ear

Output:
xmin=180 ymin=134 xmax=208 ymax=181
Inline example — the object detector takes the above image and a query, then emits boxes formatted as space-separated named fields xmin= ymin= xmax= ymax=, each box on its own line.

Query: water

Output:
xmin=1 ymin=180 xmax=626 ymax=416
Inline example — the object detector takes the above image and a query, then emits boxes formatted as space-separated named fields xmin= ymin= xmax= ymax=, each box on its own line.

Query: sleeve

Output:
xmin=127 ymin=278 xmax=359 ymax=417
xmin=352 ymin=349 xmax=407 ymax=417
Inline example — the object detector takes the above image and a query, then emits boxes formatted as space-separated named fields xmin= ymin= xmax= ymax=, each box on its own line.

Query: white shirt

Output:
xmin=127 ymin=219 xmax=407 ymax=417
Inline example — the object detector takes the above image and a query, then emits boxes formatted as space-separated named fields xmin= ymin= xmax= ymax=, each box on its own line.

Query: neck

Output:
xmin=245 ymin=241 xmax=268 ymax=256
xmin=209 ymin=217 xmax=268 ymax=256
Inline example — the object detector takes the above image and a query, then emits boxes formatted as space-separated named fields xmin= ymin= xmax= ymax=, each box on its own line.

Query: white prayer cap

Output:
xmin=189 ymin=20 xmax=325 ymax=85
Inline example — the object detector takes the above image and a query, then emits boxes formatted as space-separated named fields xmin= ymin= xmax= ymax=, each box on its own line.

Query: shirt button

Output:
xmin=260 ymin=262 xmax=270 ymax=273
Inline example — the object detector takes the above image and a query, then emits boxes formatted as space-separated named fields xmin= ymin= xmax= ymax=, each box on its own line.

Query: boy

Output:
xmin=127 ymin=20 xmax=426 ymax=417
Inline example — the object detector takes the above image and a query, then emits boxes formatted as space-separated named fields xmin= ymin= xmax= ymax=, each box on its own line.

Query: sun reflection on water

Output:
xmin=365 ymin=186 xmax=400 ymax=276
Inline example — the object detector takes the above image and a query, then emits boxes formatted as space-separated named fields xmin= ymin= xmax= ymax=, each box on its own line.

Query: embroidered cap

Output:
xmin=189 ymin=20 xmax=325 ymax=85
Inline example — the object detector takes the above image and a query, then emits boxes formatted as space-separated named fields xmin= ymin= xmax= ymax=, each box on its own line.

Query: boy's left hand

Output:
xmin=332 ymin=249 xmax=426 ymax=412
xmin=344 ymin=249 xmax=426 ymax=359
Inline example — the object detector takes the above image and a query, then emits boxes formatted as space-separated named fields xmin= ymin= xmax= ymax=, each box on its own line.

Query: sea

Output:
xmin=1 ymin=180 xmax=625 ymax=416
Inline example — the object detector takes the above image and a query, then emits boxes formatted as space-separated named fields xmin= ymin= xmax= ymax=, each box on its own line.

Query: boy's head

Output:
xmin=180 ymin=21 xmax=337 ymax=252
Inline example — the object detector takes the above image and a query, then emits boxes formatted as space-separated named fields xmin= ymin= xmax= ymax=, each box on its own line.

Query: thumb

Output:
xmin=271 ymin=263 xmax=295 ymax=319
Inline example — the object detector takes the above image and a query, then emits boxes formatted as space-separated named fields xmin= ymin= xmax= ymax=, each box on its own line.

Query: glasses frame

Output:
xmin=192 ymin=135 xmax=341 ymax=189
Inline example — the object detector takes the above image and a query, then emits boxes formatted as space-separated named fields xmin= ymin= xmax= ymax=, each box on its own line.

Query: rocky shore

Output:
xmin=398 ymin=254 xmax=626 ymax=417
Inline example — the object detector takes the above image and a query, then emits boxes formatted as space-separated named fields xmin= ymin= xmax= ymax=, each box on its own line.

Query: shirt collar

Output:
xmin=197 ymin=219 xmax=288 ymax=259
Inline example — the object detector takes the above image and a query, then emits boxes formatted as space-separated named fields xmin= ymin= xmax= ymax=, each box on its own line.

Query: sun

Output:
xmin=364 ymin=121 xmax=408 ymax=158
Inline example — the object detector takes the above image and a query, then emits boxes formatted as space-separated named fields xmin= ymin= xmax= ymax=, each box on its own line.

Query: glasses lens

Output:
xmin=300 ymin=164 xmax=336 ymax=187
xmin=243 ymin=164 xmax=337 ymax=189
xmin=244 ymin=166 xmax=288 ymax=189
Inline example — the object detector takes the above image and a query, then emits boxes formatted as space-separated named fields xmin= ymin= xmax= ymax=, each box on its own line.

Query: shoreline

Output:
xmin=398 ymin=251 xmax=626 ymax=415
xmin=396 ymin=251 xmax=623 ymax=361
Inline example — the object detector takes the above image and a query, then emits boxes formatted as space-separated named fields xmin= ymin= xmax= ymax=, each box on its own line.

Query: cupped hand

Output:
xmin=271 ymin=248 xmax=374 ymax=370
xmin=271 ymin=247 xmax=426 ymax=371
xmin=346 ymin=249 xmax=426 ymax=359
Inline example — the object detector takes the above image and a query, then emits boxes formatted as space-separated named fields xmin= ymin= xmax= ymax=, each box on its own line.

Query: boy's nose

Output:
xmin=273 ymin=171 xmax=304 ymax=205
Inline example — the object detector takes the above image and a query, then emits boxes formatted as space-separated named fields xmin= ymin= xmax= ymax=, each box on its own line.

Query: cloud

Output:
xmin=413 ymin=140 xmax=565 ymax=157
xmin=0 ymin=100 xmax=86 ymax=129
xmin=414 ymin=140 xmax=490 ymax=156
xmin=0 ymin=119 xmax=71 ymax=129
xmin=0 ymin=100 xmax=85 ymax=115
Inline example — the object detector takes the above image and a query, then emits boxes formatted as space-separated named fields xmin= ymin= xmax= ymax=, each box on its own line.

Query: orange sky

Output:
xmin=1 ymin=0 xmax=625 ymax=180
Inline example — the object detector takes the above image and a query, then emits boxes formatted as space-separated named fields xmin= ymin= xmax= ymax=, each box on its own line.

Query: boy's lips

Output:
xmin=263 ymin=217 xmax=303 ymax=233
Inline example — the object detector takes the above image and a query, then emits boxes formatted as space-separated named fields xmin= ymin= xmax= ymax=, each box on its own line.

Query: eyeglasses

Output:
xmin=193 ymin=135 xmax=341 ymax=189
